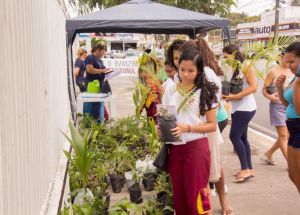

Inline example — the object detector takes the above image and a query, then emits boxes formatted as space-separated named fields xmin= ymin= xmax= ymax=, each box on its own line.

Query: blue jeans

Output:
xmin=230 ymin=110 xmax=256 ymax=170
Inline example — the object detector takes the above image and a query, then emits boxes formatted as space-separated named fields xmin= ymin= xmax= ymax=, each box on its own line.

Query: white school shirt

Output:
xmin=229 ymin=72 xmax=257 ymax=113
xmin=174 ymin=67 xmax=221 ymax=102
xmin=204 ymin=66 xmax=222 ymax=102
xmin=162 ymin=83 xmax=218 ymax=144
xmin=162 ymin=77 xmax=174 ymax=89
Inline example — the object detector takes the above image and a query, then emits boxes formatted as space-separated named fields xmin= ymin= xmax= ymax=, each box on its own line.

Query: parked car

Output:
xmin=112 ymin=50 xmax=126 ymax=58
xmin=125 ymin=50 xmax=138 ymax=58
xmin=104 ymin=51 xmax=113 ymax=58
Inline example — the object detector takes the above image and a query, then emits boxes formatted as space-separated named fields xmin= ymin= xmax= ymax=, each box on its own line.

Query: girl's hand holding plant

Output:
xmin=269 ymin=92 xmax=281 ymax=103
xmin=275 ymin=74 xmax=286 ymax=90
xmin=223 ymin=93 xmax=241 ymax=101
xmin=171 ymin=123 xmax=190 ymax=137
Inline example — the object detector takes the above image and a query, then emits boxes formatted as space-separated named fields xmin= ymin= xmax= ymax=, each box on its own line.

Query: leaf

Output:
xmin=63 ymin=150 xmax=72 ymax=160
xmin=80 ymin=206 xmax=92 ymax=215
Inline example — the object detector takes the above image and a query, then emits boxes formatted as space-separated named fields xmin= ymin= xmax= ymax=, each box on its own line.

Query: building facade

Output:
xmin=236 ymin=6 xmax=300 ymax=48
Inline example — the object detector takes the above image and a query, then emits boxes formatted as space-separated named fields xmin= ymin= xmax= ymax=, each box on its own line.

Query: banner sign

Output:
xmin=102 ymin=58 xmax=138 ymax=77
xmin=237 ymin=22 xmax=299 ymax=37
xmin=236 ymin=28 xmax=254 ymax=35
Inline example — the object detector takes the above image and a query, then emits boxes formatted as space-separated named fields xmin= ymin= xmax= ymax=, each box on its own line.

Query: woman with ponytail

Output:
xmin=161 ymin=48 xmax=218 ymax=215
xmin=222 ymin=44 xmax=257 ymax=183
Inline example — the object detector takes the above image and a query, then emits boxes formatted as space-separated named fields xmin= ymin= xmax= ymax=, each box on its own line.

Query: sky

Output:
xmin=232 ymin=0 xmax=289 ymax=16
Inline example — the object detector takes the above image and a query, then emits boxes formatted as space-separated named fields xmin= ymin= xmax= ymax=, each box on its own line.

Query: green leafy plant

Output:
xmin=59 ymin=194 xmax=93 ymax=215
xmin=222 ymin=36 xmax=296 ymax=80
xmin=108 ymin=198 xmax=141 ymax=215
xmin=62 ymin=121 xmax=92 ymax=188
xmin=141 ymin=197 xmax=163 ymax=215
xmin=147 ymin=118 xmax=160 ymax=158
xmin=133 ymin=82 xmax=150 ymax=119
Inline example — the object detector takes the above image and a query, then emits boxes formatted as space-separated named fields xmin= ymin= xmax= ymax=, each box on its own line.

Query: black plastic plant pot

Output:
xmin=142 ymin=173 xmax=156 ymax=191
xmin=120 ymin=175 xmax=126 ymax=188
xmin=128 ymin=183 xmax=143 ymax=204
xmin=230 ymin=78 xmax=243 ymax=95
xmin=156 ymin=191 xmax=168 ymax=206
xmin=109 ymin=174 xmax=122 ymax=193
xmin=158 ymin=116 xmax=180 ymax=142
xmin=266 ymin=84 xmax=277 ymax=95
xmin=163 ymin=210 xmax=174 ymax=215
xmin=221 ymin=81 xmax=230 ymax=96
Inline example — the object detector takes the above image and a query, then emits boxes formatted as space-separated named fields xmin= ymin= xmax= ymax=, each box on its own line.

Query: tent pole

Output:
xmin=66 ymin=34 xmax=76 ymax=121
xmin=223 ymin=27 xmax=231 ymax=44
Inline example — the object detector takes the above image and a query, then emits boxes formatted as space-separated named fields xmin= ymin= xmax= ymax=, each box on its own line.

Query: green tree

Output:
xmin=225 ymin=12 xmax=260 ymax=28
xmin=69 ymin=0 xmax=236 ymax=16
xmin=290 ymin=0 xmax=300 ymax=6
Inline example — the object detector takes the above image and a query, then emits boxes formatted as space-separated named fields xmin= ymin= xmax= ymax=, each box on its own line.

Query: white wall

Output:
xmin=0 ymin=0 xmax=70 ymax=214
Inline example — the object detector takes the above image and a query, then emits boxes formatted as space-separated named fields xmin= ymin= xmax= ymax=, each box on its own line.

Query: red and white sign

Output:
xmin=102 ymin=59 xmax=138 ymax=77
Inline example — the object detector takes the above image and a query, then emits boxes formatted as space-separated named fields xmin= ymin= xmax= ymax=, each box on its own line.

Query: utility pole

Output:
xmin=274 ymin=0 xmax=280 ymax=38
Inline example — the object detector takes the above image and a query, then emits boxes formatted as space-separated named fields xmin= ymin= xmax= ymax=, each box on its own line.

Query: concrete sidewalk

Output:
xmin=212 ymin=126 xmax=300 ymax=215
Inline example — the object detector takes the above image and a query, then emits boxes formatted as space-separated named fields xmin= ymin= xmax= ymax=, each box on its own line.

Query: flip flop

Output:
xmin=232 ymin=175 xmax=252 ymax=183
xmin=260 ymin=156 xmax=277 ymax=165
xmin=233 ymin=171 xmax=241 ymax=177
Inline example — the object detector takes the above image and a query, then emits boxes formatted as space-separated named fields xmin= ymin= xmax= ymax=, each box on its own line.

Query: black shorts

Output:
xmin=286 ymin=118 xmax=300 ymax=149
xmin=218 ymin=119 xmax=228 ymax=133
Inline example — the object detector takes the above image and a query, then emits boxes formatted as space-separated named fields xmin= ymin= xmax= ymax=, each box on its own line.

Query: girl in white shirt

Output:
xmin=180 ymin=39 xmax=232 ymax=215
xmin=161 ymin=48 xmax=218 ymax=215
xmin=222 ymin=45 xmax=257 ymax=183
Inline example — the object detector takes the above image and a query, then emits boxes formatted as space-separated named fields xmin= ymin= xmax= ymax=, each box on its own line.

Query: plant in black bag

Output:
xmin=230 ymin=76 xmax=244 ymax=95
xmin=128 ymin=170 xmax=143 ymax=204
xmin=157 ymin=105 xmax=180 ymax=143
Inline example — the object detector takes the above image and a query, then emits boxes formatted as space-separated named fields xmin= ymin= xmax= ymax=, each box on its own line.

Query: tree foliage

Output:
xmin=69 ymin=0 xmax=236 ymax=16
xmin=225 ymin=12 xmax=260 ymax=27
xmin=290 ymin=0 xmax=300 ymax=6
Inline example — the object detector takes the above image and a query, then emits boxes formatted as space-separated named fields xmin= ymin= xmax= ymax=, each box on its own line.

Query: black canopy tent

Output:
xmin=66 ymin=0 xmax=230 ymax=44
xmin=65 ymin=0 xmax=230 ymax=118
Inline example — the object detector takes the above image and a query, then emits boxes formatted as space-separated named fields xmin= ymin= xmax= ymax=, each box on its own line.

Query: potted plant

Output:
xmin=62 ymin=121 xmax=94 ymax=205
xmin=141 ymin=197 xmax=163 ymax=215
xmin=128 ymin=169 xmax=143 ymax=204
xmin=108 ymin=198 xmax=142 ymax=215
xmin=107 ymin=144 xmax=132 ymax=193
xmin=138 ymin=156 xmax=157 ymax=192
xmin=154 ymin=173 xmax=174 ymax=214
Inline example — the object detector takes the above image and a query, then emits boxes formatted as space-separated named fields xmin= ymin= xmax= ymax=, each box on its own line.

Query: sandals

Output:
xmin=232 ymin=175 xmax=253 ymax=183
xmin=260 ymin=156 xmax=277 ymax=165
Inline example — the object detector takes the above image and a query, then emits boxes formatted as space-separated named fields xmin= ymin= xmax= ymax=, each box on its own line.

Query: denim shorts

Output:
xmin=286 ymin=118 xmax=300 ymax=149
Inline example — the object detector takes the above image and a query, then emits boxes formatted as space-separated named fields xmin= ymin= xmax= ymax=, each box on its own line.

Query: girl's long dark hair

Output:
xmin=222 ymin=44 xmax=244 ymax=78
xmin=179 ymin=49 xmax=219 ymax=116
xmin=180 ymin=39 xmax=224 ymax=76
xmin=166 ymin=39 xmax=185 ymax=69
xmin=285 ymin=42 xmax=300 ymax=57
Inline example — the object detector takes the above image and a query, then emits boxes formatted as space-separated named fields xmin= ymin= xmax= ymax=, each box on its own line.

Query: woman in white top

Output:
xmin=180 ymin=39 xmax=232 ymax=215
xmin=161 ymin=48 xmax=218 ymax=215
xmin=222 ymin=45 xmax=257 ymax=183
